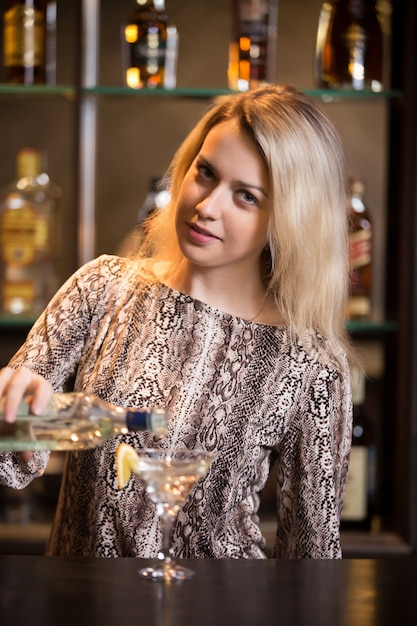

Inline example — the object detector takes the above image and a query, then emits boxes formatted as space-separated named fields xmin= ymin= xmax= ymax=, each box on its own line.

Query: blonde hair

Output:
xmin=138 ymin=84 xmax=352 ymax=365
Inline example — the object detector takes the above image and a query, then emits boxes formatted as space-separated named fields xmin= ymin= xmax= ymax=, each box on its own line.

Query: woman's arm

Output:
xmin=274 ymin=363 xmax=353 ymax=558
xmin=0 ymin=256 xmax=107 ymax=487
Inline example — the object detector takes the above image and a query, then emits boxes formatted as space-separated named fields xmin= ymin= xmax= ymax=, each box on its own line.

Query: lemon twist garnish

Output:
xmin=115 ymin=443 xmax=140 ymax=489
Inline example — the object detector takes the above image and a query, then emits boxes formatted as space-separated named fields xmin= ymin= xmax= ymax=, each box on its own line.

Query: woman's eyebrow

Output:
xmin=198 ymin=155 xmax=269 ymax=198
xmin=235 ymin=179 xmax=269 ymax=197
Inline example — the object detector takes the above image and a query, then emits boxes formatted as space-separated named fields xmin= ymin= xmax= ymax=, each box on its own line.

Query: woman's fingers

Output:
xmin=0 ymin=366 xmax=53 ymax=423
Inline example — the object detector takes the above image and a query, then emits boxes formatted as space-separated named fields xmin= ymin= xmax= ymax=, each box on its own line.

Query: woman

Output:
xmin=0 ymin=84 xmax=353 ymax=558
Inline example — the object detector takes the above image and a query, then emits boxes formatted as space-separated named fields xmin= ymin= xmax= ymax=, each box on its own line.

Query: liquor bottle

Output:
xmin=0 ymin=392 xmax=168 ymax=451
xmin=121 ymin=0 xmax=178 ymax=89
xmin=346 ymin=176 xmax=372 ymax=320
xmin=2 ymin=1 xmax=56 ymax=85
xmin=136 ymin=176 xmax=170 ymax=225
xmin=0 ymin=147 xmax=62 ymax=317
xmin=116 ymin=176 xmax=170 ymax=256
xmin=341 ymin=368 xmax=376 ymax=530
xmin=315 ymin=0 xmax=383 ymax=92
xmin=228 ymin=0 xmax=278 ymax=92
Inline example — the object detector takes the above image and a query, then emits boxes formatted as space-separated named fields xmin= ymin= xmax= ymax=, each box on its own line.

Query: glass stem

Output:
xmin=158 ymin=506 xmax=175 ymax=566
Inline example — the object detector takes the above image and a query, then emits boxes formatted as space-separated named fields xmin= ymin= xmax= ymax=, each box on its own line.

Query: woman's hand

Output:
xmin=0 ymin=366 xmax=53 ymax=462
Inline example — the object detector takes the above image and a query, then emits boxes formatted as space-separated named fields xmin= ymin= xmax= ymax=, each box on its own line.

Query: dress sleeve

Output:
xmin=274 ymin=361 xmax=353 ymax=558
xmin=0 ymin=256 xmax=110 ymax=488
xmin=8 ymin=256 xmax=109 ymax=390
xmin=0 ymin=451 xmax=50 ymax=488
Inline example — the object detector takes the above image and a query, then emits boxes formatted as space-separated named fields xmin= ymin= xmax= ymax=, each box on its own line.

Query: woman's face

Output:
xmin=175 ymin=120 xmax=271 ymax=278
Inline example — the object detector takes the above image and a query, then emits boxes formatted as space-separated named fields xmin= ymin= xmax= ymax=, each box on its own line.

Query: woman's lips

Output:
xmin=186 ymin=223 xmax=219 ymax=244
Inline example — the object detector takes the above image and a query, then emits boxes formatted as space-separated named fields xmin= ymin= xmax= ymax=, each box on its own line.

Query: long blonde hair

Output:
xmin=138 ymin=84 xmax=351 ymax=365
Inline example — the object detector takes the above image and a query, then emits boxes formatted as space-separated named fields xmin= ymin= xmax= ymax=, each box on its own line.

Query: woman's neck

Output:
xmin=159 ymin=263 xmax=282 ymax=325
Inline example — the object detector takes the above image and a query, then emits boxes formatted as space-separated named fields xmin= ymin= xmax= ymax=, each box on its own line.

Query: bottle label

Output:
xmin=2 ymin=280 xmax=35 ymax=313
xmin=4 ymin=6 xmax=44 ymax=68
xmin=341 ymin=445 xmax=368 ymax=521
xmin=0 ymin=203 xmax=47 ymax=266
xmin=125 ymin=407 xmax=167 ymax=436
xmin=344 ymin=25 xmax=367 ymax=51
xmin=125 ymin=409 xmax=148 ymax=431
xmin=349 ymin=228 xmax=371 ymax=270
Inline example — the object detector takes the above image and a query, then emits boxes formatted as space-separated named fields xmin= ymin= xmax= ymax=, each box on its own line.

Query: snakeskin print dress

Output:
xmin=0 ymin=255 xmax=352 ymax=558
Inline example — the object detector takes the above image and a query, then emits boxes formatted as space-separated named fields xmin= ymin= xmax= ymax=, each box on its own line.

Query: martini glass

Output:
xmin=136 ymin=447 xmax=215 ymax=582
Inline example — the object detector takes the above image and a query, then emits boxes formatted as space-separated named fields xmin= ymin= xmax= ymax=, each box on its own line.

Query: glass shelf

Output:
xmin=0 ymin=84 xmax=75 ymax=98
xmin=83 ymin=86 xmax=404 ymax=101
xmin=83 ymin=86 xmax=233 ymax=98
xmin=345 ymin=319 xmax=397 ymax=334
xmin=0 ymin=315 xmax=37 ymax=328
xmin=0 ymin=84 xmax=403 ymax=102
xmin=305 ymin=88 xmax=403 ymax=101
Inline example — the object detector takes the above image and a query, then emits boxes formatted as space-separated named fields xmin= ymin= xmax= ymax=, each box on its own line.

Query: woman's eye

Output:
xmin=196 ymin=164 xmax=214 ymax=180
xmin=237 ymin=190 xmax=257 ymax=205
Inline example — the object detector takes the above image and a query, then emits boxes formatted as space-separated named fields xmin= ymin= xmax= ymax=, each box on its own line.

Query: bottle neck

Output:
xmin=17 ymin=148 xmax=44 ymax=178
xmin=125 ymin=406 xmax=168 ymax=437
xmin=125 ymin=408 xmax=152 ymax=430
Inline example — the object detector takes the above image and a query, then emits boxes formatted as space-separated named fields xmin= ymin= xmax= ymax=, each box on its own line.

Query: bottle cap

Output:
xmin=17 ymin=148 xmax=45 ymax=178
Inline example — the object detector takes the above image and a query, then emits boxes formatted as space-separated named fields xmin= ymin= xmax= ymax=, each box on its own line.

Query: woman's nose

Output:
xmin=195 ymin=187 xmax=223 ymax=219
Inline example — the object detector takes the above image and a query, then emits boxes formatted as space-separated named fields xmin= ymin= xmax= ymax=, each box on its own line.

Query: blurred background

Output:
xmin=0 ymin=0 xmax=390 ymax=321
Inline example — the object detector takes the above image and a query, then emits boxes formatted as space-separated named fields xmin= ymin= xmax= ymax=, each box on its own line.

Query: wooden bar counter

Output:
xmin=1 ymin=556 xmax=417 ymax=625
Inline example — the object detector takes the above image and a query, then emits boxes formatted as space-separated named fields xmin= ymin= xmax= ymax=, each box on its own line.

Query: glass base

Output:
xmin=138 ymin=557 xmax=195 ymax=583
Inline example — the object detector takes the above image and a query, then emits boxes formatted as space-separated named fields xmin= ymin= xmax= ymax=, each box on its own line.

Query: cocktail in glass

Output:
xmin=135 ymin=447 xmax=215 ymax=582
